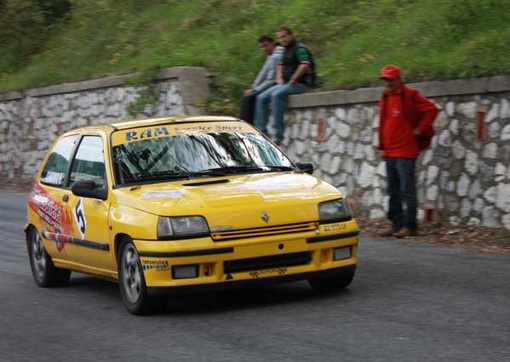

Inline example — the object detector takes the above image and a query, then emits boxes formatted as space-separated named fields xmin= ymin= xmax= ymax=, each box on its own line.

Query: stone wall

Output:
xmin=0 ymin=67 xmax=209 ymax=181
xmin=0 ymin=67 xmax=508 ymax=228
xmin=283 ymin=76 xmax=510 ymax=229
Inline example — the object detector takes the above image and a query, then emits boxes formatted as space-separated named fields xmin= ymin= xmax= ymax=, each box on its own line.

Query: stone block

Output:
xmin=469 ymin=180 xmax=481 ymax=200
xmin=495 ymin=183 xmax=510 ymax=213
xmin=482 ymin=143 xmax=497 ymax=159
xmin=436 ymin=111 xmax=449 ymax=129
xmin=426 ymin=185 xmax=439 ymax=201
xmin=329 ymin=156 xmax=342 ymax=175
xmin=501 ymin=99 xmax=510 ymax=118
xmin=426 ymin=165 xmax=439 ymax=185
xmin=501 ymin=124 xmax=510 ymax=141
xmin=464 ymin=150 xmax=478 ymax=175
xmin=438 ymin=130 xmax=452 ymax=147
xmin=369 ymin=208 xmax=385 ymax=219
xmin=449 ymin=118 xmax=459 ymax=135
xmin=502 ymin=213 xmax=510 ymax=229
xmin=446 ymin=102 xmax=455 ymax=116
xmin=467 ymin=217 xmax=480 ymax=226
xmin=460 ymin=198 xmax=471 ymax=218
xmin=483 ymin=186 xmax=497 ymax=203
xmin=457 ymin=102 xmax=477 ymax=118
xmin=482 ymin=206 xmax=501 ymax=227
xmin=346 ymin=108 xmax=359 ymax=125
xmin=457 ymin=173 xmax=470 ymax=197
xmin=357 ymin=162 xmax=375 ymax=188
xmin=486 ymin=103 xmax=499 ymax=123
xmin=488 ymin=122 xmax=501 ymax=139
xmin=376 ymin=161 xmax=386 ymax=177
xmin=473 ymin=198 xmax=485 ymax=213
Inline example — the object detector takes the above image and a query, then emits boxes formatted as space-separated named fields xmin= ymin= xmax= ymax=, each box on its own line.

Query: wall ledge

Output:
xmin=288 ymin=75 xmax=510 ymax=108
xmin=0 ymin=66 xmax=209 ymax=99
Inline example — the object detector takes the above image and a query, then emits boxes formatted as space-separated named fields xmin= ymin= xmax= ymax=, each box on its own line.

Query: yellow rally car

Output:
xmin=26 ymin=116 xmax=359 ymax=314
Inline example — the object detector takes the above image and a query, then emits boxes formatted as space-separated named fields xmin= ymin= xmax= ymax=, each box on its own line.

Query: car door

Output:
xmin=29 ymin=135 xmax=79 ymax=261
xmin=65 ymin=135 xmax=116 ymax=273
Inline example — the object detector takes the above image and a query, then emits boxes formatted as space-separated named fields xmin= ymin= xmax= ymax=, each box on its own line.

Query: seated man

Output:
xmin=254 ymin=26 xmax=314 ymax=145
xmin=239 ymin=35 xmax=284 ymax=124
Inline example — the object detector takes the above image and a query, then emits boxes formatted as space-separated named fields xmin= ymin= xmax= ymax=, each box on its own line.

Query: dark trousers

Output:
xmin=239 ymin=90 xmax=263 ymax=124
xmin=385 ymin=157 xmax=417 ymax=231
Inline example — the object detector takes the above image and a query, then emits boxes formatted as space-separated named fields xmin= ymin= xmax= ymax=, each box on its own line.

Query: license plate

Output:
xmin=249 ymin=267 xmax=288 ymax=278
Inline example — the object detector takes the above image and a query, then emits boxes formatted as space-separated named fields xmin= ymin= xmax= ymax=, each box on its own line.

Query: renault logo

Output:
xmin=260 ymin=211 xmax=270 ymax=223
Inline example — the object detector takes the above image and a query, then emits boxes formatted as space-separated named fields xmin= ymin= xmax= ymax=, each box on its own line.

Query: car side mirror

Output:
xmin=71 ymin=180 xmax=107 ymax=200
xmin=296 ymin=162 xmax=314 ymax=174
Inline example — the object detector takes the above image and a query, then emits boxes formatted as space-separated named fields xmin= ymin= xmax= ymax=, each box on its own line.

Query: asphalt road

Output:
xmin=1 ymin=190 xmax=509 ymax=362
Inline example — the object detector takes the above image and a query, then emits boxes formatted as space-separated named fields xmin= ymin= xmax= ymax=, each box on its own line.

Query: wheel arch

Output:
xmin=24 ymin=224 xmax=36 ymax=247
xmin=114 ymin=233 xmax=132 ymax=263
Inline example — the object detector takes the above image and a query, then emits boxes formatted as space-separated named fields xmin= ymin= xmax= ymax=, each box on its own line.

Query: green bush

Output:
xmin=0 ymin=0 xmax=509 ymax=114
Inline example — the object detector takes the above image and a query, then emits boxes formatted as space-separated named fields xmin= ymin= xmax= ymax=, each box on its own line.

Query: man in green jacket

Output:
xmin=254 ymin=26 xmax=314 ymax=145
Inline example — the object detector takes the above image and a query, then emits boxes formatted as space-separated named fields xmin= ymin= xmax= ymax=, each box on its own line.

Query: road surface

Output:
xmin=0 ymin=191 xmax=508 ymax=362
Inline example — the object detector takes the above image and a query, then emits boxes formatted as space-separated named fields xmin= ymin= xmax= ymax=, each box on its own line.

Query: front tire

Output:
xmin=118 ymin=238 xmax=167 ymax=315
xmin=308 ymin=267 xmax=355 ymax=293
xmin=27 ymin=227 xmax=71 ymax=287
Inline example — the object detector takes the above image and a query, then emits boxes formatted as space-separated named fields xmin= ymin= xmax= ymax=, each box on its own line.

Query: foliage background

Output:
xmin=1 ymin=0 xmax=509 ymax=114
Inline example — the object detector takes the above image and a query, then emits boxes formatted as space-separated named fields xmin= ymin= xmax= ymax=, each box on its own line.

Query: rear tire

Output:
xmin=118 ymin=238 xmax=167 ymax=315
xmin=308 ymin=267 xmax=355 ymax=293
xmin=27 ymin=227 xmax=71 ymax=287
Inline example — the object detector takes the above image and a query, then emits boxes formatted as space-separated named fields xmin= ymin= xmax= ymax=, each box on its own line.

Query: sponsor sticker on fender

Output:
xmin=28 ymin=183 xmax=73 ymax=251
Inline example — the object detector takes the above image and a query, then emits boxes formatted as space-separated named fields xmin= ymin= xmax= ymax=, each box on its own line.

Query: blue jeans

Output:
xmin=385 ymin=157 xmax=417 ymax=231
xmin=239 ymin=89 xmax=264 ymax=124
xmin=254 ymin=83 xmax=309 ymax=141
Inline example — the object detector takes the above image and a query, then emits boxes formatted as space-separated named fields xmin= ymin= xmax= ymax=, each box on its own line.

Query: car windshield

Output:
xmin=112 ymin=131 xmax=295 ymax=185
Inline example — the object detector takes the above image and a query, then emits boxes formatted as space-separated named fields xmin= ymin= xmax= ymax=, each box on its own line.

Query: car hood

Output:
xmin=114 ymin=172 xmax=343 ymax=229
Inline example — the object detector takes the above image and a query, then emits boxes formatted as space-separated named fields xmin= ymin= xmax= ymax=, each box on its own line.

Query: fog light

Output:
xmin=172 ymin=265 xmax=198 ymax=279
xmin=333 ymin=247 xmax=351 ymax=261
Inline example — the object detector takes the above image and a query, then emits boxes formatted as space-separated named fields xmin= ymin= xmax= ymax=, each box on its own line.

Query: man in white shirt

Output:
xmin=240 ymin=35 xmax=284 ymax=124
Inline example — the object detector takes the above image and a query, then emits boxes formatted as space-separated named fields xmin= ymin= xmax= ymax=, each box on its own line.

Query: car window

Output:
xmin=40 ymin=135 xmax=80 ymax=186
xmin=113 ymin=131 xmax=293 ymax=185
xmin=69 ymin=136 xmax=107 ymax=189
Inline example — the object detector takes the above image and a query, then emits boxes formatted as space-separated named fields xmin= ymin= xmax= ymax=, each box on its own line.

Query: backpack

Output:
xmin=406 ymin=90 xmax=436 ymax=151
xmin=416 ymin=126 xmax=435 ymax=151
xmin=296 ymin=43 xmax=320 ymax=88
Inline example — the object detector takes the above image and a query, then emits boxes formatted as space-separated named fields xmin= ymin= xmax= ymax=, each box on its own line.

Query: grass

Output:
xmin=1 ymin=0 xmax=509 ymax=114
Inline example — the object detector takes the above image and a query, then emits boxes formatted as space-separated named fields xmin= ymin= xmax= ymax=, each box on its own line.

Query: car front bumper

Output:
xmin=134 ymin=224 xmax=359 ymax=291
xmin=146 ymin=264 xmax=356 ymax=296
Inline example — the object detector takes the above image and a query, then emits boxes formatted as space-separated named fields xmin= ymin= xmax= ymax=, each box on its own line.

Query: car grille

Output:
xmin=211 ymin=221 xmax=317 ymax=241
xmin=224 ymin=252 xmax=312 ymax=274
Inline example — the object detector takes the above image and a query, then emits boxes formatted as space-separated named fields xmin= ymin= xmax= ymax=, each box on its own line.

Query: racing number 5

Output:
xmin=74 ymin=197 xmax=87 ymax=239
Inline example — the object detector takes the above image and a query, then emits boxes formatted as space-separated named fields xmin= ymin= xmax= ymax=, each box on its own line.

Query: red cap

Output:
xmin=380 ymin=64 xmax=401 ymax=79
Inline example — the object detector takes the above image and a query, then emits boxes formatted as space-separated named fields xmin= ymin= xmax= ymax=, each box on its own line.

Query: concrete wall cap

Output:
xmin=288 ymin=75 xmax=510 ymax=109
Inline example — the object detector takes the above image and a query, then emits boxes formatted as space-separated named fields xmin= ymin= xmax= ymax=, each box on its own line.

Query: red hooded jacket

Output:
xmin=378 ymin=83 xmax=439 ymax=158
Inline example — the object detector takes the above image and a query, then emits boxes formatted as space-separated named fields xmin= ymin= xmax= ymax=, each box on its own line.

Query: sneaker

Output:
xmin=379 ymin=226 xmax=399 ymax=237
xmin=394 ymin=227 xmax=417 ymax=239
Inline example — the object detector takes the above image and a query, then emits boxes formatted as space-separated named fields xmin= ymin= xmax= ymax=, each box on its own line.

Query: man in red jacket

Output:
xmin=378 ymin=64 xmax=439 ymax=238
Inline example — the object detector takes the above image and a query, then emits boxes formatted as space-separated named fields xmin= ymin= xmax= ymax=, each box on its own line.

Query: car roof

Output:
xmin=61 ymin=115 xmax=242 ymax=135
xmin=110 ymin=115 xmax=241 ymax=130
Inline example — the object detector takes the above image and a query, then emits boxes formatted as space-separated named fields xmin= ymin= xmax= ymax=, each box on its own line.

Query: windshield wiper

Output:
xmin=135 ymin=166 xmax=296 ymax=182
xmin=199 ymin=166 xmax=265 ymax=175
xmin=197 ymin=165 xmax=295 ymax=175
xmin=134 ymin=171 xmax=192 ymax=181
xmin=262 ymin=165 xmax=295 ymax=172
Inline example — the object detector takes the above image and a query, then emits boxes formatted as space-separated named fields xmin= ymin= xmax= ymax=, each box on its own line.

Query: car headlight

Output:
xmin=319 ymin=199 xmax=352 ymax=223
xmin=157 ymin=216 xmax=209 ymax=239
